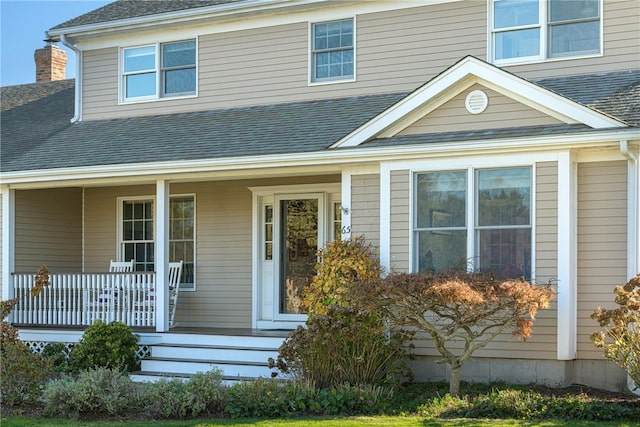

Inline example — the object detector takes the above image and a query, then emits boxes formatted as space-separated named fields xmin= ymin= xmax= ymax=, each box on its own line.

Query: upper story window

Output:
xmin=491 ymin=0 xmax=600 ymax=64
xmin=310 ymin=18 xmax=354 ymax=83
xmin=122 ymin=40 xmax=196 ymax=102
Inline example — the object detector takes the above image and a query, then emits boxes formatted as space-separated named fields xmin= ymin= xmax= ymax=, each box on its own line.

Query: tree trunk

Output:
xmin=449 ymin=365 xmax=461 ymax=396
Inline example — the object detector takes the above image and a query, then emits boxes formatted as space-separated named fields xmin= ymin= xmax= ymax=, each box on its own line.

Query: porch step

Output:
xmin=131 ymin=333 xmax=287 ymax=384
xmin=141 ymin=357 xmax=274 ymax=377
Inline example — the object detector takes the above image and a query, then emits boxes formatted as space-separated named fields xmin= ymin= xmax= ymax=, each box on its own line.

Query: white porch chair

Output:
xmin=109 ymin=259 xmax=135 ymax=273
xmin=87 ymin=259 xmax=134 ymax=323
xmin=136 ymin=261 xmax=183 ymax=327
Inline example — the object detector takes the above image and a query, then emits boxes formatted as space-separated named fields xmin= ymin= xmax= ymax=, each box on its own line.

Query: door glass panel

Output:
xmin=280 ymin=199 xmax=318 ymax=315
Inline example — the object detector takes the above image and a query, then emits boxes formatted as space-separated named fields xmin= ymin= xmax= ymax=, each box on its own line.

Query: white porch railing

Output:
xmin=11 ymin=272 xmax=156 ymax=327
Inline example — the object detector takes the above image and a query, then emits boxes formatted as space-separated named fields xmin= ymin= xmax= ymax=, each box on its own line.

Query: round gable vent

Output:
xmin=465 ymin=90 xmax=488 ymax=114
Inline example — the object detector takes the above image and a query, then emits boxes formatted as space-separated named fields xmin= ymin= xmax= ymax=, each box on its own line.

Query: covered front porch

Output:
xmin=2 ymin=171 xmax=350 ymax=333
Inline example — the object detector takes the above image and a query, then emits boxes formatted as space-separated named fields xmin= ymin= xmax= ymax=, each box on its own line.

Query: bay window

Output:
xmin=414 ymin=167 xmax=532 ymax=279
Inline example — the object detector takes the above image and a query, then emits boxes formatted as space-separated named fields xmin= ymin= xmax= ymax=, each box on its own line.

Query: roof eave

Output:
xmin=46 ymin=0 xmax=325 ymax=40
xmin=2 ymin=127 xmax=638 ymax=187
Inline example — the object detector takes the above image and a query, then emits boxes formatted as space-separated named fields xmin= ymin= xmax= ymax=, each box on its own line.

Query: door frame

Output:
xmin=250 ymin=183 xmax=341 ymax=329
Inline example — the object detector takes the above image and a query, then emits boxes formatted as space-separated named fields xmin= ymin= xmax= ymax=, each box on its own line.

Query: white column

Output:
xmin=340 ymin=170 xmax=352 ymax=240
xmin=2 ymin=187 xmax=16 ymax=314
xmin=379 ymin=163 xmax=391 ymax=275
xmin=557 ymin=152 xmax=577 ymax=360
xmin=155 ymin=180 xmax=170 ymax=332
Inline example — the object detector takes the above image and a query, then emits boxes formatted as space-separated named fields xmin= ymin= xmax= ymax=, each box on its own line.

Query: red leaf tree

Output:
xmin=351 ymin=270 xmax=555 ymax=396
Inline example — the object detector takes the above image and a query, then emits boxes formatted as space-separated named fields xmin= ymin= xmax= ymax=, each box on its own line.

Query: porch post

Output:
xmin=2 ymin=186 xmax=16 ymax=313
xmin=155 ymin=180 xmax=170 ymax=332
xmin=557 ymin=152 xmax=577 ymax=360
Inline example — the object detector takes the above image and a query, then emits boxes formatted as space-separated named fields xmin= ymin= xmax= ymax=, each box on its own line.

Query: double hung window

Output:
xmin=120 ymin=195 xmax=196 ymax=289
xmin=311 ymin=19 xmax=354 ymax=83
xmin=491 ymin=0 xmax=600 ymax=63
xmin=414 ymin=167 xmax=532 ymax=279
xmin=122 ymin=40 xmax=196 ymax=101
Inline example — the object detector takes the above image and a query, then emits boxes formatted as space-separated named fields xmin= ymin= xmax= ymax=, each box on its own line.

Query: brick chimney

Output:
xmin=34 ymin=44 xmax=67 ymax=82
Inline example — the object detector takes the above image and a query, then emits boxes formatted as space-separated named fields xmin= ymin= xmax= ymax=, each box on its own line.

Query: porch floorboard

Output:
xmin=15 ymin=324 xmax=291 ymax=338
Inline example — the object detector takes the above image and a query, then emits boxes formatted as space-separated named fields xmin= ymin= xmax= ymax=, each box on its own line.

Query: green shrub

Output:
xmin=42 ymin=342 xmax=72 ymax=373
xmin=303 ymin=236 xmax=382 ymax=317
xmin=69 ymin=320 xmax=139 ymax=372
xmin=140 ymin=370 xmax=226 ymax=418
xmin=270 ymin=305 xmax=412 ymax=388
xmin=43 ymin=367 xmax=140 ymax=419
xmin=0 ymin=340 xmax=52 ymax=405
xmin=224 ymin=379 xmax=392 ymax=418
xmin=411 ymin=385 xmax=640 ymax=421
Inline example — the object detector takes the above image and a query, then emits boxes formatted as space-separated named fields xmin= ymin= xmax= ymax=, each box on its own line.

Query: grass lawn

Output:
xmin=2 ymin=417 xmax=638 ymax=427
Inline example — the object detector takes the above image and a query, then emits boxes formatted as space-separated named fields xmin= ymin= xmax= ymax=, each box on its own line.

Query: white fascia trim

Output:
xmin=46 ymin=0 xmax=312 ymax=39
xmin=331 ymin=57 xmax=626 ymax=148
xmin=47 ymin=1 xmax=452 ymax=42
xmin=2 ymin=128 xmax=637 ymax=187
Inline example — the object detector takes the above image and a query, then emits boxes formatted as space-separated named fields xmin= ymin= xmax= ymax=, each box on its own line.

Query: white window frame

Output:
xmin=489 ymin=0 xmax=602 ymax=66
xmin=120 ymin=38 xmax=198 ymax=104
xmin=117 ymin=194 xmax=197 ymax=291
xmin=412 ymin=167 xmax=533 ymax=277
xmin=308 ymin=17 xmax=356 ymax=85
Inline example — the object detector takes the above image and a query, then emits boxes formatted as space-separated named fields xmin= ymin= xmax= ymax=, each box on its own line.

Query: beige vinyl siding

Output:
xmin=351 ymin=174 xmax=380 ymax=249
xmin=398 ymin=163 xmax=557 ymax=359
xmin=14 ymin=188 xmax=82 ymax=273
xmin=83 ymin=185 xmax=154 ymax=272
xmin=398 ymin=85 xmax=568 ymax=136
xmin=390 ymin=170 xmax=410 ymax=273
xmin=577 ymin=161 xmax=627 ymax=359
xmin=535 ymin=162 xmax=559 ymax=284
xmin=83 ymin=176 xmax=338 ymax=328
xmin=80 ymin=1 xmax=638 ymax=121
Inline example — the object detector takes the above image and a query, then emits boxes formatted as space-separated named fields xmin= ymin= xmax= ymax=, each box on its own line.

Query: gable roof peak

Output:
xmin=331 ymin=56 xmax=628 ymax=148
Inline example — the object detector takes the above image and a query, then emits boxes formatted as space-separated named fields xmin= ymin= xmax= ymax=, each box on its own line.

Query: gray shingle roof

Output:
xmin=1 ymin=69 xmax=638 ymax=174
xmin=51 ymin=0 xmax=246 ymax=30
xmin=1 ymin=92 xmax=406 ymax=172
xmin=1 ymin=80 xmax=75 ymax=171
xmin=534 ymin=70 xmax=640 ymax=126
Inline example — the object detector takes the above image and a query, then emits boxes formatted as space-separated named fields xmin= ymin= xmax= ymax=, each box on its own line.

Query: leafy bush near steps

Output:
xmin=224 ymin=378 xmax=393 ymax=418
xmin=69 ymin=320 xmax=139 ymax=372
xmin=43 ymin=367 xmax=141 ymax=419
xmin=0 ymin=340 xmax=52 ymax=405
xmin=139 ymin=370 xmax=226 ymax=419
xmin=43 ymin=368 xmax=226 ymax=420
xmin=42 ymin=342 xmax=72 ymax=373
xmin=269 ymin=305 xmax=413 ymax=389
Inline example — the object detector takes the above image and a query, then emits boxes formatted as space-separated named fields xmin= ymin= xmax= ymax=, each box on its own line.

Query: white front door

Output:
xmin=252 ymin=184 xmax=340 ymax=329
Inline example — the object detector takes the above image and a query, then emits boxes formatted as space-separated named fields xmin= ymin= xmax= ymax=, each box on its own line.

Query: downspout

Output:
xmin=59 ymin=34 xmax=82 ymax=123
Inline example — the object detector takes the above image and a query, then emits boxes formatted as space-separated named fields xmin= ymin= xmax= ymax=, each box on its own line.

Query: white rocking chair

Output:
xmin=87 ymin=259 xmax=134 ymax=323
xmin=136 ymin=261 xmax=183 ymax=327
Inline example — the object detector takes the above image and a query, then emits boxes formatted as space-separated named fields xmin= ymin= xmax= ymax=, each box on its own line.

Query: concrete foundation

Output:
xmin=409 ymin=356 xmax=628 ymax=392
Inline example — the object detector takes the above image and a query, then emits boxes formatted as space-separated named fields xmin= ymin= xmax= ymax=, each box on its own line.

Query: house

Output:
xmin=1 ymin=0 xmax=638 ymax=390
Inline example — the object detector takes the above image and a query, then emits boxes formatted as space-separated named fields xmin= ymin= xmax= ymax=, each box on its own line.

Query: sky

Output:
xmin=1 ymin=0 xmax=111 ymax=87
